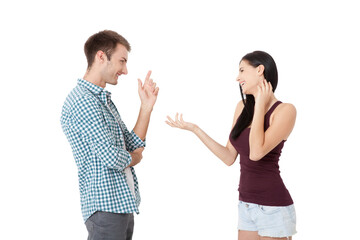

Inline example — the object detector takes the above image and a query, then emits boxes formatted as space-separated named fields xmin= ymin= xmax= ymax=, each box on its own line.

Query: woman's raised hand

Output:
xmin=254 ymin=79 xmax=274 ymax=109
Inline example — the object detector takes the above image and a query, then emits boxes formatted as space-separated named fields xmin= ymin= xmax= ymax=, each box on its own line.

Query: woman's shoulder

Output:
xmin=235 ymin=100 xmax=245 ymax=113
xmin=232 ymin=100 xmax=245 ymax=120
xmin=236 ymin=100 xmax=245 ymax=108
xmin=275 ymin=102 xmax=296 ymax=118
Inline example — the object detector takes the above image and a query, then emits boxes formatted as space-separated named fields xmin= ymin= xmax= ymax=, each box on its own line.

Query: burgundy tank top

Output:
xmin=229 ymin=101 xmax=293 ymax=206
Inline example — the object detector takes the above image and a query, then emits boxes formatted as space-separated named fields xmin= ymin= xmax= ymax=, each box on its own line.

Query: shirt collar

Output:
xmin=78 ymin=78 xmax=106 ymax=95
xmin=77 ymin=78 xmax=112 ymax=104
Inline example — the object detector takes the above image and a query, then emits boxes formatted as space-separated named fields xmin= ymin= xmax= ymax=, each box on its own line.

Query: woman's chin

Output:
xmin=242 ymin=87 xmax=255 ymax=96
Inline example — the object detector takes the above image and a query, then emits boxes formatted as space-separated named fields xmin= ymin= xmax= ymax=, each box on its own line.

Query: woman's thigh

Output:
xmin=238 ymin=230 xmax=260 ymax=240
xmin=238 ymin=230 xmax=292 ymax=240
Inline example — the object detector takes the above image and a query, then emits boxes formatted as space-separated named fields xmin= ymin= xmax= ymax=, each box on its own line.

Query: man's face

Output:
xmin=101 ymin=43 xmax=129 ymax=86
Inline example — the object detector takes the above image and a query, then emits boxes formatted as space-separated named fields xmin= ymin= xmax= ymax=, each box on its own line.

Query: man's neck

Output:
xmin=83 ymin=70 xmax=106 ymax=88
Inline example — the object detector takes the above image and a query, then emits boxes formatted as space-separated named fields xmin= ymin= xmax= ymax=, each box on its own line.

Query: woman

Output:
xmin=166 ymin=51 xmax=297 ymax=240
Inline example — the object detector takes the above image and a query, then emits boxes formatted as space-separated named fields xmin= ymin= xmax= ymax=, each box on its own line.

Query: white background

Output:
xmin=1 ymin=0 xmax=359 ymax=239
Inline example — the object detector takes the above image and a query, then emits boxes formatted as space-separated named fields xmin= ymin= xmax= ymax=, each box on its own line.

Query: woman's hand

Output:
xmin=165 ymin=113 xmax=198 ymax=132
xmin=255 ymin=79 xmax=274 ymax=110
xmin=166 ymin=112 xmax=239 ymax=166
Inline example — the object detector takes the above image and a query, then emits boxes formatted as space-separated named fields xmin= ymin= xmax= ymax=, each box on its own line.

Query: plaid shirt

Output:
xmin=60 ymin=78 xmax=145 ymax=222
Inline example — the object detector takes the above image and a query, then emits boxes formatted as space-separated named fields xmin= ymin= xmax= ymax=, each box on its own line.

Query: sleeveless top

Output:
xmin=229 ymin=101 xmax=293 ymax=206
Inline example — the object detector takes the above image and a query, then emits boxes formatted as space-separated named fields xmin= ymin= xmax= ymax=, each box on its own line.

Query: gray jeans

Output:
xmin=85 ymin=211 xmax=134 ymax=240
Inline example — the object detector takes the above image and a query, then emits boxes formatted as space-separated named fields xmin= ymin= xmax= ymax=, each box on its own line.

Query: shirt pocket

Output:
xmin=102 ymin=110 xmax=126 ymax=147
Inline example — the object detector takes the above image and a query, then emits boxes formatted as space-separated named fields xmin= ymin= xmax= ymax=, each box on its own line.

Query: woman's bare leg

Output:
xmin=238 ymin=230 xmax=260 ymax=240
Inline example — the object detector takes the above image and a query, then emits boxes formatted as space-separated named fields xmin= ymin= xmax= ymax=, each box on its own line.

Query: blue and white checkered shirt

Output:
xmin=60 ymin=78 xmax=145 ymax=222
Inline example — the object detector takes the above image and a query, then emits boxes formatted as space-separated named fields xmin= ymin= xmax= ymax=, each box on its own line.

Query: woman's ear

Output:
xmin=257 ymin=64 xmax=265 ymax=76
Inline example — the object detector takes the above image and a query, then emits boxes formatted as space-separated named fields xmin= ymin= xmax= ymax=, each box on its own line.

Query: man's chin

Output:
xmin=108 ymin=80 xmax=118 ymax=86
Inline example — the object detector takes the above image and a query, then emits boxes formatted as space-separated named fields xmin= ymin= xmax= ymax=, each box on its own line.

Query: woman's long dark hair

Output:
xmin=230 ymin=51 xmax=278 ymax=139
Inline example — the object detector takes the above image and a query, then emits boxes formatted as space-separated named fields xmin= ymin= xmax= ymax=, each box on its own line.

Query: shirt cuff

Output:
xmin=130 ymin=130 xmax=146 ymax=148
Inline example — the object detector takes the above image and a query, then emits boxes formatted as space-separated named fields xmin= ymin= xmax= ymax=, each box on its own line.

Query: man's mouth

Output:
xmin=240 ymin=81 xmax=245 ymax=86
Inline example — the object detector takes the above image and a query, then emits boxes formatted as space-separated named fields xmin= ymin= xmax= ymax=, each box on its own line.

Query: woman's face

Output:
xmin=236 ymin=60 xmax=264 ymax=95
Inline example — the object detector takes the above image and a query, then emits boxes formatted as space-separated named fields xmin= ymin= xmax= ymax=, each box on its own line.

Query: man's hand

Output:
xmin=128 ymin=147 xmax=144 ymax=167
xmin=137 ymin=71 xmax=159 ymax=112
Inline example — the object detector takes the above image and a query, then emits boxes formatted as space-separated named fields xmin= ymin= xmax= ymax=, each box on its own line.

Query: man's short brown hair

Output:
xmin=84 ymin=30 xmax=131 ymax=69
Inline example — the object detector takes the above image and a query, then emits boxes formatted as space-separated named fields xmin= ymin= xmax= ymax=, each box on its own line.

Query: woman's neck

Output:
xmin=266 ymin=96 xmax=278 ymax=112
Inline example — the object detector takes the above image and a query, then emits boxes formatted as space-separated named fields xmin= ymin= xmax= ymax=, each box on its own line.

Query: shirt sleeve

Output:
xmin=69 ymin=95 xmax=132 ymax=171
xmin=118 ymin=119 xmax=146 ymax=152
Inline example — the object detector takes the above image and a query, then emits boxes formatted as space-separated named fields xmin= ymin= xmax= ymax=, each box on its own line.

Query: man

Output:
xmin=60 ymin=30 xmax=159 ymax=239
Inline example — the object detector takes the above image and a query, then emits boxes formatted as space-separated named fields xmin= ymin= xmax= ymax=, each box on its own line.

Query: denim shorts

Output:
xmin=238 ymin=201 xmax=297 ymax=238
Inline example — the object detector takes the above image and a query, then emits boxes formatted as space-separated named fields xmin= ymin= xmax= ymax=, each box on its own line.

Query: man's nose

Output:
xmin=123 ymin=65 xmax=128 ymax=75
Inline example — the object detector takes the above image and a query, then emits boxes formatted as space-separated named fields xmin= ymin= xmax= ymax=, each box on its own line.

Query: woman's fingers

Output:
xmin=263 ymin=79 xmax=273 ymax=93
xmin=259 ymin=79 xmax=273 ymax=94
xmin=175 ymin=113 xmax=185 ymax=128
xmin=264 ymin=80 xmax=269 ymax=92
xmin=180 ymin=114 xmax=185 ymax=123
xmin=166 ymin=114 xmax=186 ymax=129
xmin=167 ymin=115 xmax=179 ymax=128
xmin=166 ymin=116 xmax=176 ymax=125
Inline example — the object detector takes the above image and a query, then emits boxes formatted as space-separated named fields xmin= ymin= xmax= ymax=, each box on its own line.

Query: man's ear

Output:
xmin=257 ymin=64 xmax=265 ymax=76
xmin=95 ymin=50 xmax=106 ymax=64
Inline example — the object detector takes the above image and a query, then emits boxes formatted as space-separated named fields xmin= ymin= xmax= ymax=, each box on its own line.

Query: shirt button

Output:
xmin=245 ymin=204 xmax=249 ymax=208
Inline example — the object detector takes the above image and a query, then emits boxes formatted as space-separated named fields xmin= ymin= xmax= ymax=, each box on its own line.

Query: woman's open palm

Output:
xmin=166 ymin=113 xmax=197 ymax=132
